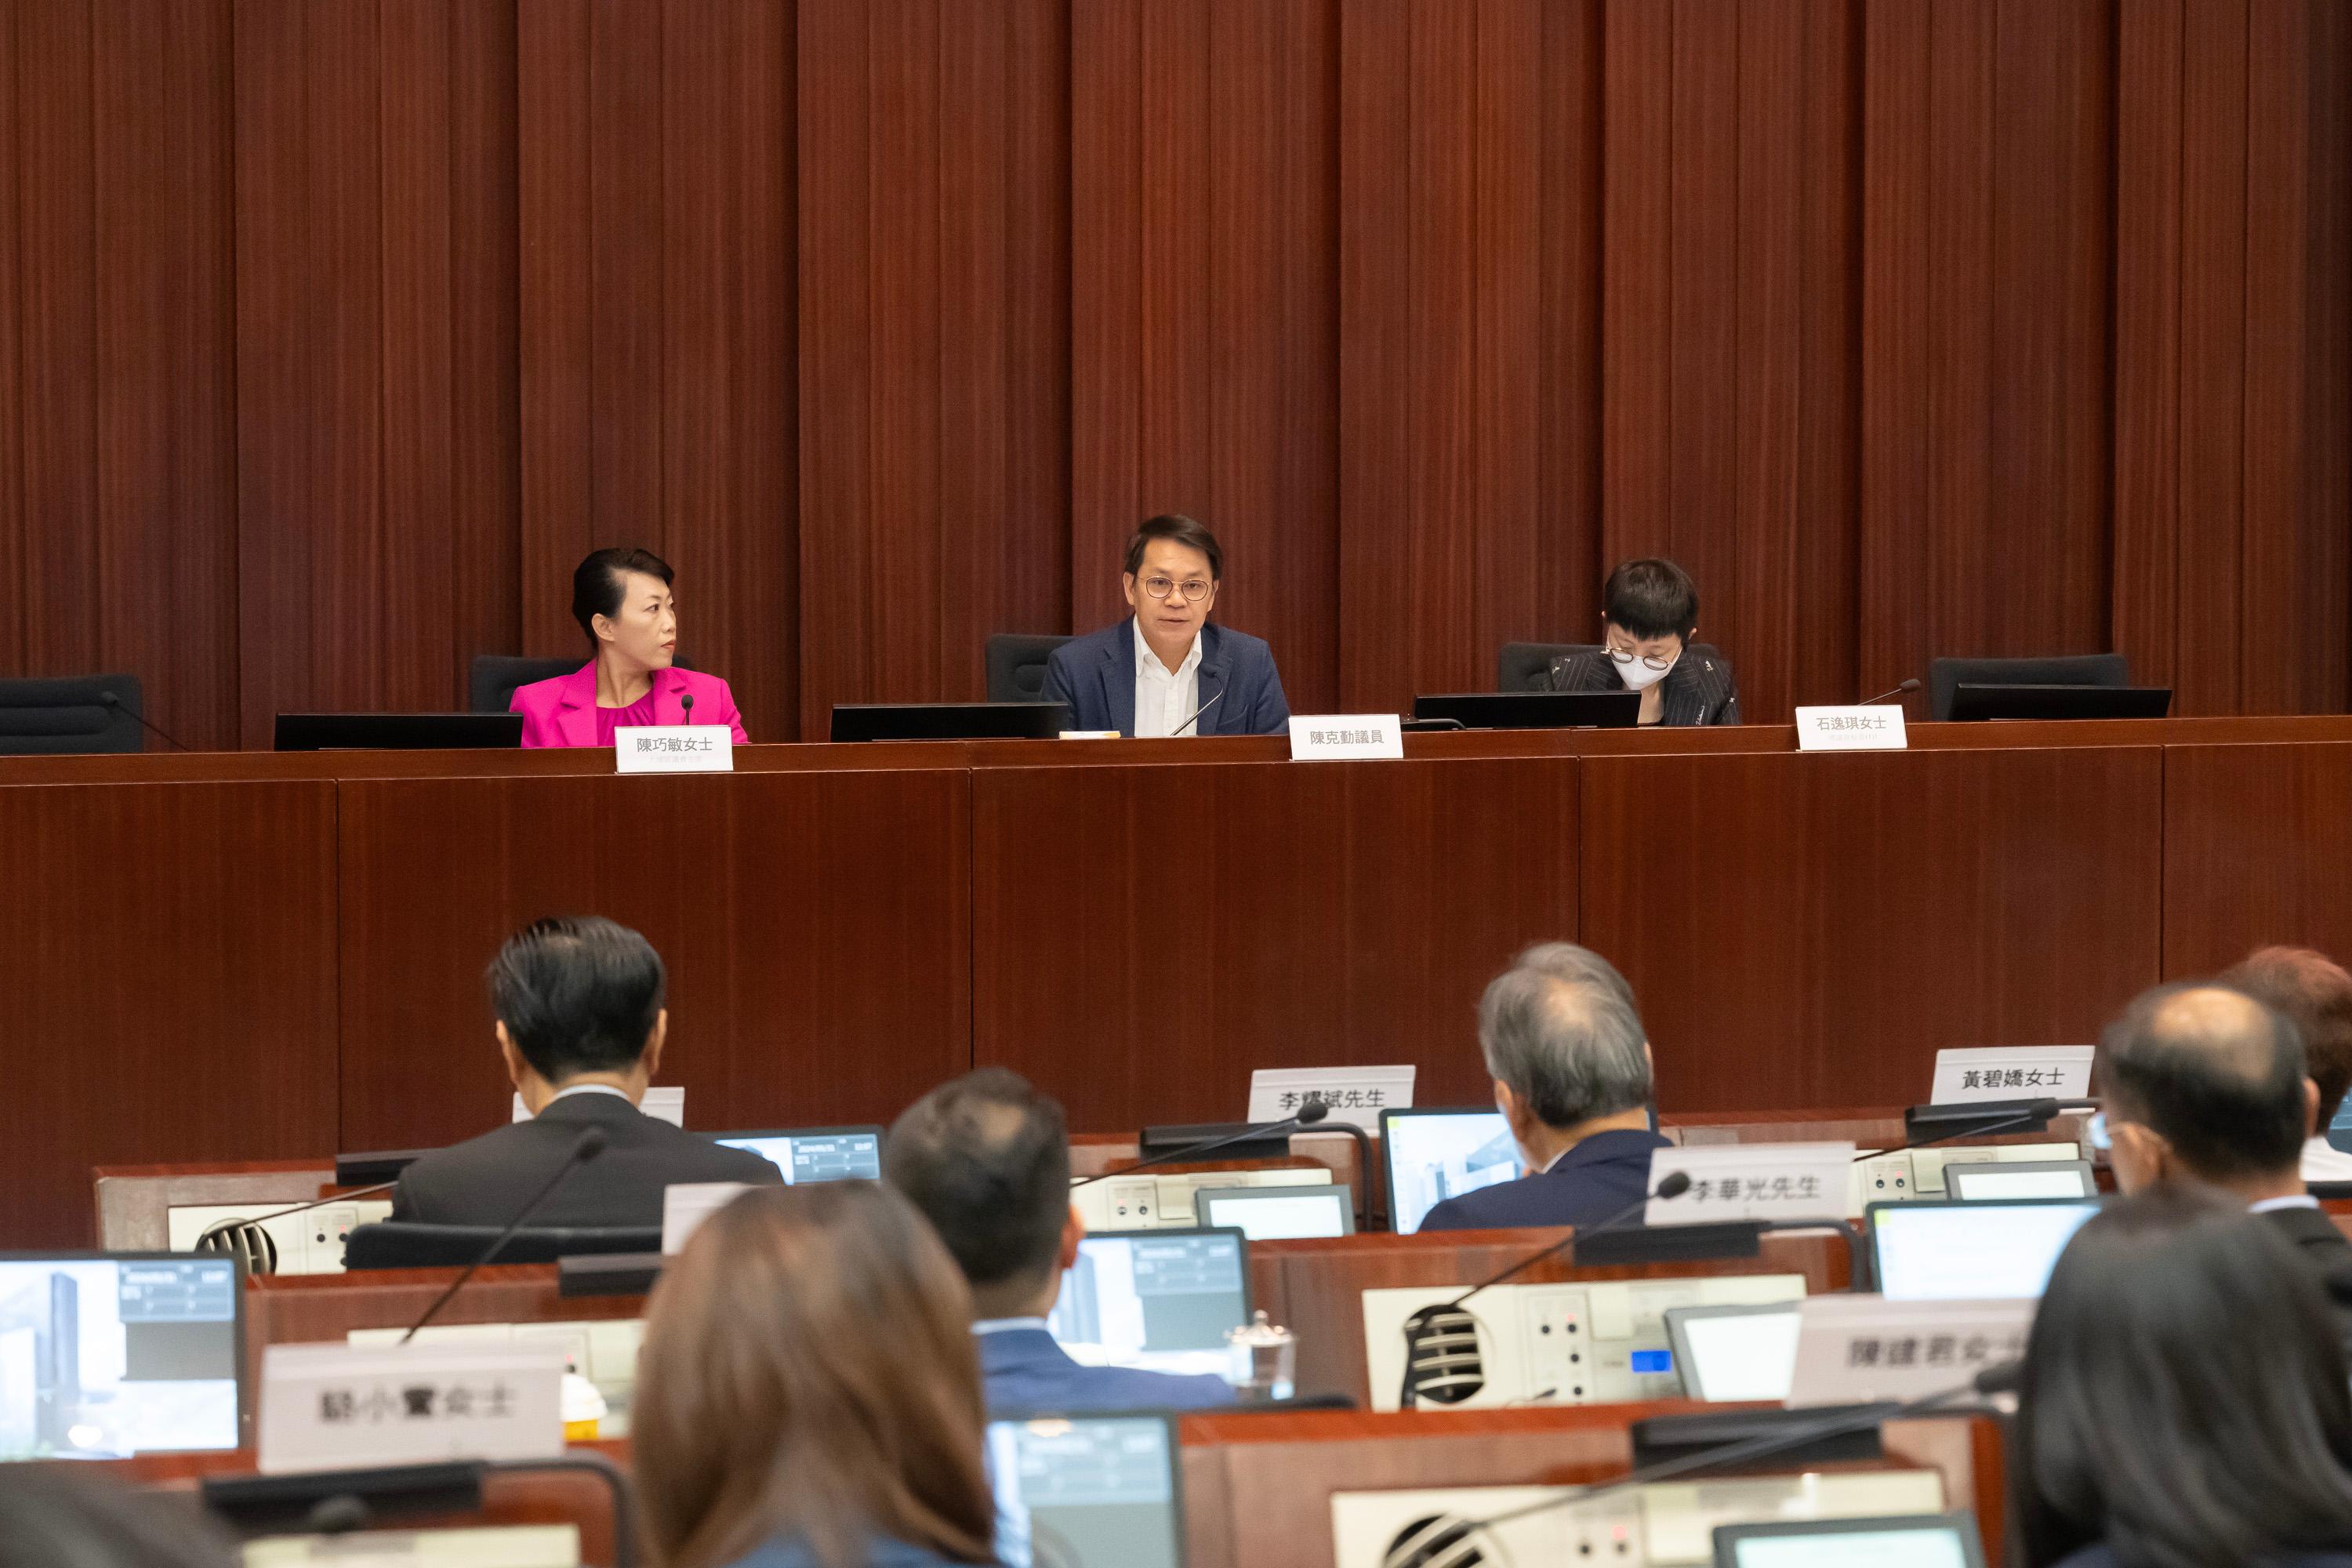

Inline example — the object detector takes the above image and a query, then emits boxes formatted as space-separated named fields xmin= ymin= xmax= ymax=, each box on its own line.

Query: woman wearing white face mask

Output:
xmin=1545 ymin=558 xmax=1741 ymax=726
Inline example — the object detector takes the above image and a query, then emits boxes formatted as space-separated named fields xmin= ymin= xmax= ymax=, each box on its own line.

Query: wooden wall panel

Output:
xmin=2163 ymin=741 xmax=2352 ymax=975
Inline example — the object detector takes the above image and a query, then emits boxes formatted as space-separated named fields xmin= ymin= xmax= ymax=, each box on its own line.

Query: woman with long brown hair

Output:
xmin=632 ymin=1181 xmax=1000 ymax=1568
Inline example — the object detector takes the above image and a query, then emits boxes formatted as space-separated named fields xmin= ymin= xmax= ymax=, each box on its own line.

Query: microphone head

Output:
xmin=99 ymin=690 xmax=120 ymax=706
xmin=1655 ymin=1171 xmax=1693 ymax=1200
xmin=1898 ymin=677 xmax=1922 ymax=692
xmin=573 ymin=1127 xmax=609 ymax=1161
xmin=1973 ymin=1358 xmax=2024 ymax=1396
xmin=1296 ymin=1098 xmax=1333 ymax=1126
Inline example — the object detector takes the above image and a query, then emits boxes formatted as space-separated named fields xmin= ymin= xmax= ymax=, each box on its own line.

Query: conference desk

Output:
xmin=9 ymin=715 xmax=2349 ymax=1247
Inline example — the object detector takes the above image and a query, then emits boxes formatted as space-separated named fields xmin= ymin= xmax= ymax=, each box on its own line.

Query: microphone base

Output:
xmin=558 ymin=1250 xmax=663 ymax=1298
xmin=202 ymin=1462 xmax=485 ymax=1535
xmin=1902 ymin=1098 xmax=2056 ymax=1141
xmin=1139 ymin=1122 xmax=1293 ymax=1161
xmin=1573 ymin=1219 xmax=1764 ymax=1269
xmin=1629 ymin=1407 xmax=1891 ymax=1472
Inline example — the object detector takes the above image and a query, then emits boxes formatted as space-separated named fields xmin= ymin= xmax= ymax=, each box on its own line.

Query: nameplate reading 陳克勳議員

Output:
xmin=1288 ymin=715 xmax=1403 ymax=760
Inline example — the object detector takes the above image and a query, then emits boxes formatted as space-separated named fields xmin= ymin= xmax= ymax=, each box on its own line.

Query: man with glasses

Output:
xmin=1043 ymin=514 xmax=1290 ymax=736
xmin=1546 ymin=558 xmax=1741 ymax=725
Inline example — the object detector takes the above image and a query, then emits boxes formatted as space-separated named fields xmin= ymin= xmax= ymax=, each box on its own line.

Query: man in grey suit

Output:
xmin=1042 ymin=514 xmax=1290 ymax=737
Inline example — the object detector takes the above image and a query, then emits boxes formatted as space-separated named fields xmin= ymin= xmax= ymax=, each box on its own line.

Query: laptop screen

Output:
xmin=1382 ymin=1109 xmax=1521 ymax=1235
xmin=989 ymin=1414 xmax=1185 ymax=1568
xmin=1717 ymin=1513 xmax=1983 ymax=1568
xmin=1943 ymin=1161 xmax=2097 ymax=1201
xmin=1669 ymin=1303 xmax=1802 ymax=1403
xmin=710 ymin=1127 xmax=884 ymax=1185
xmin=1046 ymin=1230 xmax=1248 ymax=1380
xmin=1869 ymin=1199 xmax=2100 ymax=1300
xmin=0 ymin=1254 xmax=241 ymax=1460
xmin=1196 ymin=1185 xmax=1352 ymax=1240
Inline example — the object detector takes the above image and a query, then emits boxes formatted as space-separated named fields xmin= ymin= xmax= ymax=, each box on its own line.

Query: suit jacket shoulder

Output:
xmin=1418 ymin=1130 xmax=1671 ymax=1233
xmin=978 ymin=1328 xmax=1235 ymax=1416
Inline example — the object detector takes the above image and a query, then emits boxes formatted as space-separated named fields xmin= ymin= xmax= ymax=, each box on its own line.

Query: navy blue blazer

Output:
xmin=2055 ymin=1549 xmax=2352 ymax=1568
xmin=976 ymin=1326 xmax=1235 ymax=1417
xmin=1040 ymin=619 xmax=1290 ymax=736
xmin=1417 ymin=1128 xmax=1673 ymax=1232
xmin=724 ymin=1537 xmax=972 ymax=1568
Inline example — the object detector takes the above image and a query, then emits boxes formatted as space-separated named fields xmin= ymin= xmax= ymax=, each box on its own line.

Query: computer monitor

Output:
xmin=1713 ymin=1512 xmax=1985 ymax=1568
xmin=988 ymin=1413 xmax=1186 ymax=1568
xmin=1867 ymin=1198 xmax=2100 ymax=1300
xmin=272 ymin=713 xmax=524 ymax=751
xmin=1196 ymin=1185 xmax=1354 ymax=1240
xmin=0 ymin=1254 xmax=241 ymax=1461
xmin=707 ymin=1127 xmax=884 ymax=1185
xmin=1045 ymin=1230 xmax=1249 ymax=1381
xmin=1665 ymin=1301 xmax=1802 ymax=1403
xmin=1411 ymin=691 xmax=1641 ymax=730
xmin=1944 ymin=683 xmax=2172 ymax=722
xmin=1381 ymin=1108 xmax=1521 ymax=1236
xmin=829 ymin=702 xmax=1072 ymax=742
xmin=1943 ymin=1160 xmax=2098 ymax=1202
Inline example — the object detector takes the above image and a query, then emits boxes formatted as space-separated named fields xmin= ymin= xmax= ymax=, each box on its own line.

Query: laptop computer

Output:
xmin=1046 ymin=1229 xmax=1250 ymax=1380
xmin=706 ymin=1126 xmax=885 ymax=1185
xmin=0 ymin=1252 xmax=242 ymax=1460
xmin=987 ymin=1411 xmax=1186 ymax=1568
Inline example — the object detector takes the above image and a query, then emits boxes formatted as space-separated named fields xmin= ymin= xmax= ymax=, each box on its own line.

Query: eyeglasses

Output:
xmin=1606 ymin=647 xmax=1676 ymax=672
xmin=1142 ymin=575 xmax=1212 ymax=604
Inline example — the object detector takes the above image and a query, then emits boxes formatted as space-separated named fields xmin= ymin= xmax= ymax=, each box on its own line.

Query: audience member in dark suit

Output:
xmin=389 ymin=917 xmax=777 ymax=1229
xmin=2014 ymin=1185 xmax=2352 ymax=1568
xmin=633 ymin=1182 xmax=998 ymax=1568
xmin=1418 ymin=943 xmax=1671 ymax=1232
xmin=884 ymin=1069 xmax=1236 ymax=1415
xmin=1545 ymin=558 xmax=1740 ymax=725
xmin=2223 ymin=946 xmax=2352 ymax=1184
xmin=2095 ymin=982 xmax=2352 ymax=1283
xmin=1041 ymin=514 xmax=1290 ymax=736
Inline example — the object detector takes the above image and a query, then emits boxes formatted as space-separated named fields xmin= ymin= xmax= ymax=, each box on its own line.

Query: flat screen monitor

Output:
xmin=1714 ymin=1512 xmax=1985 ymax=1568
xmin=1045 ymin=1230 xmax=1248 ymax=1381
xmin=1942 ymin=1160 xmax=2097 ymax=1202
xmin=829 ymin=702 xmax=1072 ymax=742
xmin=1195 ymin=1185 xmax=1354 ymax=1240
xmin=1945 ymin=683 xmax=2172 ymax=721
xmin=1411 ymin=691 xmax=1641 ymax=731
xmin=988 ymin=1413 xmax=1186 ymax=1568
xmin=1381 ymin=1108 xmax=1521 ymax=1236
xmin=273 ymin=713 xmax=524 ymax=752
xmin=1867 ymin=1198 xmax=2100 ymax=1301
xmin=708 ymin=1127 xmax=884 ymax=1185
xmin=0 ymin=1254 xmax=241 ymax=1460
xmin=1665 ymin=1301 xmax=1802 ymax=1403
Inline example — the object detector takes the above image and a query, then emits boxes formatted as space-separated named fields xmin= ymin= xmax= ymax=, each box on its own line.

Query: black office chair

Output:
xmin=469 ymin=654 xmax=699 ymax=715
xmin=1496 ymin=643 xmax=1600 ymax=694
xmin=341 ymin=1221 xmax=663 ymax=1270
xmin=985 ymin=634 xmax=1073 ymax=703
xmin=1926 ymin=654 xmax=2129 ymax=722
xmin=0 ymin=673 xmax=146 ymax=755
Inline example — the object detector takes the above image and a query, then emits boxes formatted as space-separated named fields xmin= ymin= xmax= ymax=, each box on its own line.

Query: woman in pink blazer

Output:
xmin=511 ymin=547 xmax=750 ymax=748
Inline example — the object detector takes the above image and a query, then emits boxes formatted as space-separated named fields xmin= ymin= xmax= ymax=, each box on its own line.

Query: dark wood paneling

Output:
xmin=335 ymin=769 xmax=971 ymax=1151
xmin=2162 ymin=740 xmax=2352 ymax=976
xmin=971 ymin=757 xmax=1579 ymax=1131
xmin=0 ymin=779 xmax=338 ymax=1247
xmin=1581 ymin=744 xmax=2165 ymax=1109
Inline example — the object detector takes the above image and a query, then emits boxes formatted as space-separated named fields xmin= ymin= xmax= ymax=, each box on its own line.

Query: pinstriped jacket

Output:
xmin=1547 ymin=644 xmax=1742 ymax=726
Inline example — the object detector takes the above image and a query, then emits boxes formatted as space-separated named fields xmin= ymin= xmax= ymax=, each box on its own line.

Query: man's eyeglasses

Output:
xmin=1142 ymin=575 xmax=1212 ymax=604
xmin=1606 ymin=647 xmax=1676 ymax=672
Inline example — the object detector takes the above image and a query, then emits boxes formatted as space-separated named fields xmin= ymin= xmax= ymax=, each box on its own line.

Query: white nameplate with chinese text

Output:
xmin=1644 ymin=1142 xmax=1857 ymax=1226
xmin=1247 ymin=1066 xmax=1416 ymax=1131
xmin=615 ymin=724 xmax=734 ymax=774
xmin=662 ymin=1181 xmax=753 ymax=1254
xmin=1794 ymin=706 xmax=1908 ymax=751
xmin=258 ymin=1341 xmax=565 ymax=1474
xmin=1784 ymin=1294 xmax=2032 ymax=1406
xmin=244 ymin=1526 xmax=582 ymax=1568
xmin=1929 ymin=1046 xmax=2095 ymax=1105
xmin=1288 ymin=715 xmax=1404 ymax=760
xmin=514 ymin=1087 xmax=682 ymax=1126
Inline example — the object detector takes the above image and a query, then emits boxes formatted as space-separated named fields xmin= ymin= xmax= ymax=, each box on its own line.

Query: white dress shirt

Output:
xmin=2304 ymin=1136 xmax=2352 ymax=1182
xmin=1131 ymin=619 xmax=1203 ymax=739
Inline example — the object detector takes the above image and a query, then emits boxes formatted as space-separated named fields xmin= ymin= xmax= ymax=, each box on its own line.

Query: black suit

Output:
xmin=390 ymin=1090 xmax=781 ymax=1229
xmin=1417 ymin=1130 xmax=1674 ymax=1232
xmin=2261 ymin=1203 xmax=2352 ymax=1353
xmin=1547 ymin=644 xmax=1741 ymax=726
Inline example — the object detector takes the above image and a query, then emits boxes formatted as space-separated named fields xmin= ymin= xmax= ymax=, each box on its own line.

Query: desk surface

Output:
xmin=9 ymin=716 xmax=2348 ymax=1246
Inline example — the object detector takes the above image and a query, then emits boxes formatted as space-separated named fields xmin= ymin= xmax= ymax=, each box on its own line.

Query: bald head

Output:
xmin=1479 ymin=943 xmax=1653 ymax=1131
xmin=2099 ymin=982 xmax=2310 ymax=1186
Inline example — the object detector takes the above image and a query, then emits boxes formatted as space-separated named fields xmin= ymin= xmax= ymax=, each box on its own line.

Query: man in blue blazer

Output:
xmin=884 ymin=1069 xmax=1236 ymax=1416
xmin=1419 ymin=943 xmax=1672 ymax=1232
xmin=1043 ymin=514 xmax=1290 ymax=737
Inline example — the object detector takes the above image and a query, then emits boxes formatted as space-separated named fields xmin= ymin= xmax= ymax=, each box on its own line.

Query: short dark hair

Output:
xmin=883 ymin=1069 xmax=1069 ymax=1295
xmin=2096 ymin=982 xmax=2308 ymax=1181
xmin=2015 ymin=1185 xmax=2352 ymax=1568
xmin=487 ymin=916 xmax=666 ymax=1083
xmin=1602 ymin=558 xmax=1700 ymax=641
xmin=572 ymin=547 xmax=675 ymax=646
xmin=1121 ymin=514 xmax=1222 ymax=580
xmin=2222 ymin=946 xmax=2352 ymax=1131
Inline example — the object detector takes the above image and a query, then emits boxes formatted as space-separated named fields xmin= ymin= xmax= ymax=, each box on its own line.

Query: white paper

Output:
xmin=614 ymin=724 xmax=734 ymax=774
xmin=514 ymin=1086 xmax=682 ymax=1126
xmin=1929 ymin=1046 xmax=2095 ymax=1104
xmin=1288 ymin=714 xmax=1404 ymax=760
xmin=1784 ymin=1294 xmax=2033 ymax=1406
xmin=662 ymin=1181 xmax=752 ymax=1254
xmin=1247 ymin=1066 xmax=1415 ymax=1131
xmin=258 ymin=1342 xmax=566 ymax=1474
xmin=1645 ymin=1142 xmax=1857 ymax=1226
xmin=1794 ymin=706 xmax=1908 ymax=751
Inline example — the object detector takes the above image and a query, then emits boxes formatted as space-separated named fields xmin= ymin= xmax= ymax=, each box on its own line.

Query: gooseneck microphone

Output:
xmin=680 ymin=692 xmax=695 ymax=726
xmin=1168 ymin=689 xmax=1224 ymax=737
xmin=1069 ymin=1099 xmax=1332 ymax=1190
xmin=1854 ymin=1098 xmax=2063 ymax=1165
xmin=194 ymin=1180 xmax=402 ymax=1274
xmin=100 ymin=689 xmax=194 ymax=752
xmin=1860 ymin=677 xmax=1923 ymax=706
xmin=399 ymin=1127 xmax=608 ymax=1344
